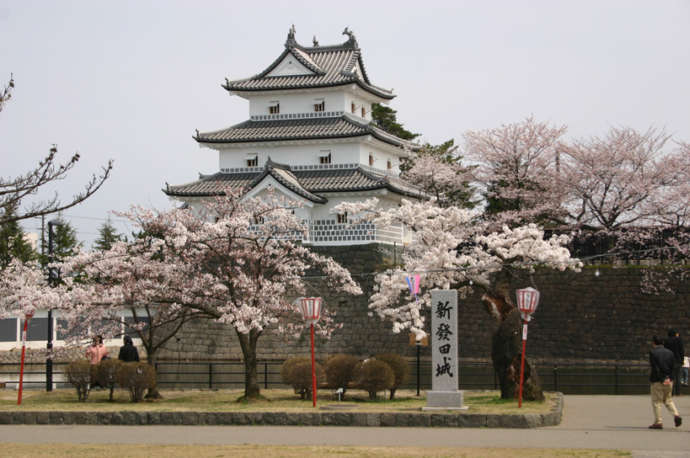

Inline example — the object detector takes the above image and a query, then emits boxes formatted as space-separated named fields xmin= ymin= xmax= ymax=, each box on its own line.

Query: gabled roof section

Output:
xmin=247 ymin=158 xmax=327 ymax=203
xmin=195 ymin=114 xmax=418 ymax=151
xmin=163 ymin=162 xmax=426 ymax=200
xmin=223 ymin=26 xmax=395 ymax=100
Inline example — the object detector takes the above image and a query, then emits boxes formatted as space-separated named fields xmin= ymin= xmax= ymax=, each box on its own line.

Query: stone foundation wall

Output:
xmin=2 ymin=244 xmax=686 ymax=365
xmin=155 ymin=245 xmax=689 ymax=365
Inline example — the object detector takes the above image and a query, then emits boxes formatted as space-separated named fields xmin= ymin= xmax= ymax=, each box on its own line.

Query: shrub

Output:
xmin=116 ymin=362 xmax=156 ymax=402
xmin=65 ymin=360 xmax=92 ymax=401
xmin=325 ymin=354 xmax=359 ymax=399
xmin=96 ymin=359 xmax=121 ymax=401
xmin=281 ymin=356 xmax=310 ymax=396
xmin=354 ymin=358 xmax=394 ymax=400
xmin=281 ymin=356 xmax=325 ymax=400
xmin=375 ymin=353 xmax=409 ymax=400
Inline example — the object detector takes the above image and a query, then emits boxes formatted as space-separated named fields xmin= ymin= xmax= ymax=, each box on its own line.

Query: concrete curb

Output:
xmin=0 ymin=393 xmax=563 ymax=428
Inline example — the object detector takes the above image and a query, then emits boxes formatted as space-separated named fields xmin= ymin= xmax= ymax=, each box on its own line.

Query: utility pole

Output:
xmin=40 ymin=215 xmax=45 ymax=259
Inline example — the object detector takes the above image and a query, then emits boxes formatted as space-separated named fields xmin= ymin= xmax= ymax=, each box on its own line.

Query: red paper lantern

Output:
xmin=516 ymin=287 xmax=540 ymax=322
xmin=298 ymin=297 xmax=322 ymax=408
xmin=299 ymin=297 xmax=322 ymax=323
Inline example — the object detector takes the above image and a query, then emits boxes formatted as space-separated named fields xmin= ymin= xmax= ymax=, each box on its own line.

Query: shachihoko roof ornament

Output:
xmin=222 ymin=26 xmax=395 ymax=100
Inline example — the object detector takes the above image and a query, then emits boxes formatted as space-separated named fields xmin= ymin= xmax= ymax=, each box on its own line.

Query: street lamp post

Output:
xmin=299 ymin=297 xmax=322 ymax=407
xmin=46 ymin=219 xmax=61 ymax=392
xmin=516 ymin=287 xmax=540 ymax=408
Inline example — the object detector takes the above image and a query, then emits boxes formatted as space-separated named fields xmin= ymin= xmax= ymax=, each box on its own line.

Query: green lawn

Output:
xmin=2 ymin=388 xmax=555 ymax=414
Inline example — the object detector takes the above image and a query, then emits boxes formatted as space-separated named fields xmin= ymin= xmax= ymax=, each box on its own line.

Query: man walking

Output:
xmin=649 ymin=335 xmax=682 ymax=429
xmin=664 ymin=329 xmax=684 ymax=395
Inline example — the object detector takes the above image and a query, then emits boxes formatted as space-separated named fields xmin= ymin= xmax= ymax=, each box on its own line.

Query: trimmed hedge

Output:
xmin=325 ymin=354 xmax=359 ymax=399
xmin=375 ymin=353 xmax=409 ymax=400
xmin=281 ymin=357 xmax=325 ymax=400
xmin=66 ymin=359 xmax=156 ymax=403
xmin=354 ymin=358 xmax=394 ymax=400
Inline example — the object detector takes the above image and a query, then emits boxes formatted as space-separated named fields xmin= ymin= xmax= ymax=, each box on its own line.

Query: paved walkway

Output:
xmin=0 ymin=395 xmax=688 ymax=456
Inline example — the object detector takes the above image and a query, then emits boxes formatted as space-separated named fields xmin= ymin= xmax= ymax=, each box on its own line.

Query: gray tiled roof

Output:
xmin=196 ymin=114 xmax=416 ymax=150
xmin=223 ymin=30 xmax=394 ymax=100
xmin=163 ymin=161 xmax=425 ymax=201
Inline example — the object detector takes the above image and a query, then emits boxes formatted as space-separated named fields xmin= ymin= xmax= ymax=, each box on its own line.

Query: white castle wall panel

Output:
xmin=249 ymin=92 xmax=346 ymax=117
xmin=219 ymin=142 xmax=362 ymax=169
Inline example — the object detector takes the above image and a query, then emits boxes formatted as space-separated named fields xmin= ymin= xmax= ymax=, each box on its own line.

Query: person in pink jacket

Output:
xmin=85 ymin=335 xmax=108 ymax=364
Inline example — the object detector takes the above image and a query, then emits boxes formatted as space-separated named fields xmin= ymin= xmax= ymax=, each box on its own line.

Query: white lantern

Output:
xmin=516 ymin=287 xmax=540 ymax=322
xmin=299 ymin=297 xmax=322 ymax=324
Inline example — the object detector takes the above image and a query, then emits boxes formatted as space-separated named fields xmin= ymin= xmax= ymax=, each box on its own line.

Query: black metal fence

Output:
xmin=1 ymin=360 xmax=678 ymax=396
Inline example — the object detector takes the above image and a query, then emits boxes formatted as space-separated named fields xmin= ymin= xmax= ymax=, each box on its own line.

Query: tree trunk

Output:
xmin=143 ymin=348 xmax=163 ymax=399
xmin=481 ymin=274 xmax=544 ymax=401
xmin=490 ymin=307 xmax=544 ymax=401
xmin=237 ymin=328 xmax=262 ymax=400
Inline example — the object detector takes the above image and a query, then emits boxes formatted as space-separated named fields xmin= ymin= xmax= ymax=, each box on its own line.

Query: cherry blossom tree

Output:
xmin=558 ymin=127 xmax=688 ymax=230
xmin=463 ymin=116 xmax=568 ymax=226
xmin=0 ymin=259 xmax=65 ymax=319
xmin=335 ymin=198 xmax=580 ymax=400
xmin=401 ymin=140 xmax=476 ymax=209
xmin=59 ymin=240 xmax=210 ymax=390
xmin=60 ymin=192 xmax=361 ymax=400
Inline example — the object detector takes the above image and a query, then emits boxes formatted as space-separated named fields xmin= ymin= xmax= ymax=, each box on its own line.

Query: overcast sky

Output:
xmin=1 ymin=0 xmax=689 ymax=248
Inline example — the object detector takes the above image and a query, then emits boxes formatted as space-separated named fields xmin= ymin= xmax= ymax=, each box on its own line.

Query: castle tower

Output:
xmin=164 ymin=26 xmax=422 ymax=246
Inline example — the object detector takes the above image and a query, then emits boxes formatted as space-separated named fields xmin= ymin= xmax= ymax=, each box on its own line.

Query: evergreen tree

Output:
xmin=371 ymin=103 xmax=420 ymax=140
xmin=94 ymin=219 xmax=124 ymax=251
xmin=0 ymin=205 xmax=36 ymax=269
xmin=41 ymin=217 xmax=81 ymax=265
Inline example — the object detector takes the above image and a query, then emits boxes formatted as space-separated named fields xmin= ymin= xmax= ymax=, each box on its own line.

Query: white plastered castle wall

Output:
xmin=249 ymin=92 xmax=347 ymax=117
xmin=216 ymin=140 xmax=403 ymax=175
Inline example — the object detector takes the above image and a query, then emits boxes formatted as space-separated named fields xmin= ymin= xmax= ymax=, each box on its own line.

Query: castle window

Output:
xmin=387 ymin=159 xmax=392 ymax=170
xmin=337 ymin=212 xmax=348 ymax=224
xmin=268 ymin=101 xmax=280 ymax=114
xmin=246 ymin=154 xmax=258 ymax=167
xmin=351 ymin=102 xmax=356 ymax=114
xmin=368 ymin=154 xmax=374 ymax=166
xmin=319 ymin=150 xmax=332 ymax=164
xmin=361 ymin=106 xmax=366 ymax=117
xmin=314 ymin=99 xmax=325 ymax=112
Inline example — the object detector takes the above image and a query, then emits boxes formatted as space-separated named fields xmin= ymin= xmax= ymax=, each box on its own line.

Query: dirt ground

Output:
xmin=0 ymin=443 xmax=629 ymax=458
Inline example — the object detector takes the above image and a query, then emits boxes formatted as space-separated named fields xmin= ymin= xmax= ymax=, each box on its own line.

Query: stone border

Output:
xmin=0 ymin=393 xmax=562 ymax=428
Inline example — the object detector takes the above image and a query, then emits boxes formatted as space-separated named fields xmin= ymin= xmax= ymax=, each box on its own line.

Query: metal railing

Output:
xmin=0 ymin=360 xmax=674 ymax=395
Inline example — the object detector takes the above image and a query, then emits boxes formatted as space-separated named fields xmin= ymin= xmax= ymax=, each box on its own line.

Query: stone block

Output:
xmin=35 ymin=412 xmax=50 ymax=424
xmin=147 ymin=412 xmax=161 ymax=425
xmin=424 ymin=390 xmax=464 ymax=409
xmin=49 ymin=411 xmax=66 ymax=424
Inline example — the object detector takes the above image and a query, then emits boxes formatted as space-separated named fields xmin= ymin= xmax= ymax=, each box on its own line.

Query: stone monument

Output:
xmin=424 ymin=289 xmax=466 ymax=410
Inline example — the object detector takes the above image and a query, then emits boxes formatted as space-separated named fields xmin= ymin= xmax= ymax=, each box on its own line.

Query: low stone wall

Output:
xmin=0 ymin=392 xmax=563 ymax=428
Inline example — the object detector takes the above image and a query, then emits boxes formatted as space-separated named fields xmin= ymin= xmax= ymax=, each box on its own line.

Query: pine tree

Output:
xmin=0 ymin=205 xmax=36 ymax=269
xmin=94 ymin=219 xmax=124 ymax=251
xmin=371 ymin=103 xmax=419 ymax=140
xmin=40 ymin=217 xmax=81 ymax=265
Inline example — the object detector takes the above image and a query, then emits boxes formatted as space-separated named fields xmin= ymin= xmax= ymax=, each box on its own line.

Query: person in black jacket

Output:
xmin=118 ymin=335 xmax=140 ymax=362
xmin=664 ymin=329 xmax=684 ymax=395
xmin=649 ymin=335 xmax=682 ymax=429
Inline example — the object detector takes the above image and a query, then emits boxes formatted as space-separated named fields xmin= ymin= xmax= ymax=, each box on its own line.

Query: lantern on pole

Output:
xmin=299 ymin=297 xmax=322 ymax=407
xmin=18 ymin=310 xmax=34 ymax=406
xmin=516 ymin=287 xmax=540 ymax=408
